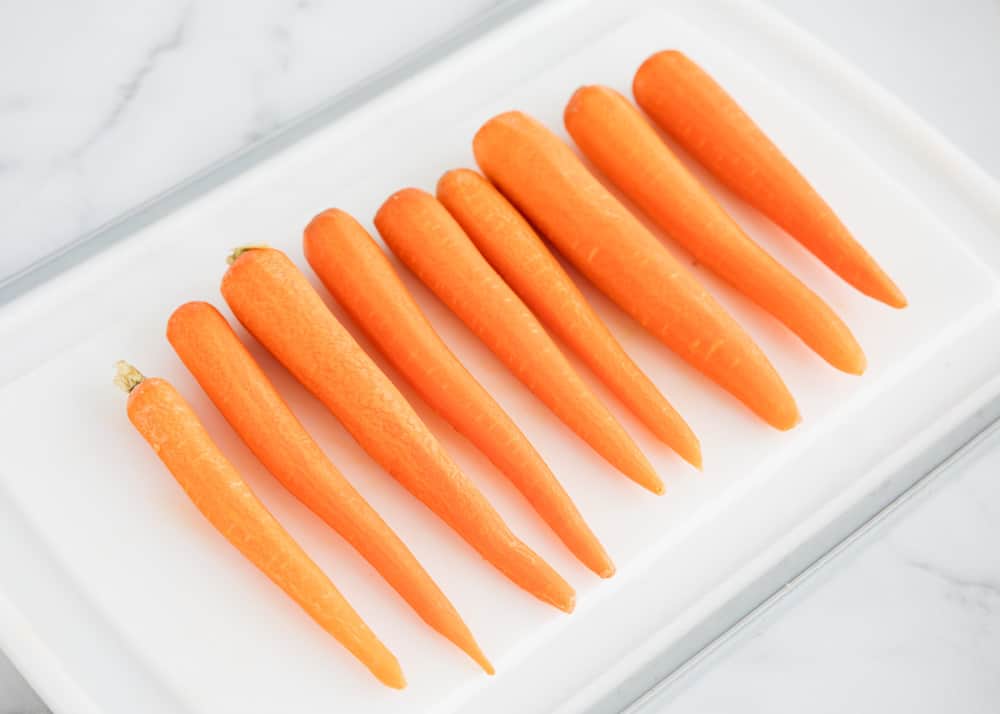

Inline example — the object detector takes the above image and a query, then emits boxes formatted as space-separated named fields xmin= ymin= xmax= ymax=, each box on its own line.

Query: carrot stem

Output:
xmin=227 ymin=244 xmax=271 ymax=265
xmin=113 ymin=360 xmax=145 ymax=393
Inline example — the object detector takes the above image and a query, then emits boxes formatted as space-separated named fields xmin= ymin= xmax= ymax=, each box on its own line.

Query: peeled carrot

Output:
xmin=303 ymin=211 xmax=614 ymax=577
xmin=113 ymin=362 xmax=404 ymax=688
xmin=564 ymin=85 xmax=867 ymax=375
xmin=633 ymin=50 xmax=906 ymax=309
xmin=167 ymin=301 xmax=492 ymax=673
xmin=221 ymin=247 xmax=575 ymax=613
xmin=437 ymin=169 xmax=702 ymax=466
xmin=375 ymin=188 xmax=663 ymax=493
xmin=473 ymin=111 xmax=799 ymax=430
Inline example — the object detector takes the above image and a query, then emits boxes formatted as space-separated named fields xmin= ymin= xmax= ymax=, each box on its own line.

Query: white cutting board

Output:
xmin=2 ymin=0 xmax=1000 ymax=712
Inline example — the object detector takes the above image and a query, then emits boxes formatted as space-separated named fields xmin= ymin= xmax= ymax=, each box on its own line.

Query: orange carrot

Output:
xmin=473 ymin=111 xmax=799 ymax=430
xmin=375 ymin=188 xmax=663 ymax=493
xmin=113 ymin=362 xmax=404 ymax=688
xmin=167 ymin=301 xmax=492 ymax=672
xmin=564 ymin=85 xmax=867 ymax=375
xmin=304 ymin=211 xmax=614 ymax=577
xmin=220 ymin=247 xmax=575 ymax=613
xmin=437 ymin=169 xmax=702 ymax=466
xmin=633 ymin=50 xmax=906 ymax=309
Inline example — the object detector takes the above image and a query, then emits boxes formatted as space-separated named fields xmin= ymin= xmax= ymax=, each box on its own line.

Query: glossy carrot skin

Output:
xmin=437 ymin=169 xmax=702 ymax=466
xmin=633 ymin=50 xmax=906 ymax=309
xmin=167 ymin=301 xmax=492 ymax=672
xmin=375 ymin=189 xmax=663 ymax=494
xmin=303 ymin=211 xmax=613 ymax=578
xmin=126 ymin=376 xmax=405 ymax=688
xmin=221 ymin=248 xmax=575 ymax=613
xmin=473 ymin=111 xmax=800 ymax=431
xmin=564 ymin=85 xmax=867 ymax=375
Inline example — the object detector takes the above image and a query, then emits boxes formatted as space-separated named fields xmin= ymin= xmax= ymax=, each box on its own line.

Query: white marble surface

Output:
xmin=0 ymin=0 xmax=501 ymax=281
xmin=643 ymin=428 xmax=1000 ymax=714
xmin=1 ymin=1 xmax=999 ymax=713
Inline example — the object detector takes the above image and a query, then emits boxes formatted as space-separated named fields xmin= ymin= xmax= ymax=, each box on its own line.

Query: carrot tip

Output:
xmin=377 ymin=658 xmax=407 ymax=689
xmin=559 ymin=594 xmax=577 ymax=614
xmin=383 ymin=674 xmax=407 ymax=690
xmin=867 ymin=277 xmax=907 ymax=309
xmin=765 ymin=401 xmax=803 ymax=431
xmin=598 ymin=563 xmax=616 ymax=579
xmin=644 ymin=478 xmax=666 ymax=496
xmin=779 ymin=413 xmax=804 ymax=431
xmin=475 ymin=653 xmax=496 ymax=676
xmin=682 ymin=444 xmax=703 ymax=471
xmin=841 ymin=356 xmax=867 ymax=376
xmin=885 ymin=291 xmax=908 ymax=309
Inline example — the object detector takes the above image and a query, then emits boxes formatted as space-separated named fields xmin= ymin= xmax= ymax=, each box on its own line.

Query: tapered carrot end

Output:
xmin=745 ymin=379 xmax=802 ymax=431
xmin=541 ymin=573 xmax=577 ymax=613
xmin=639 ymin=461 xmax=666 ymax=495
xmin=448 ymin=625 xmax=494 ymax=674
xmin=683 ymin=442 xmax=704 ymax=472
xmin=813 ymin=323 xmax=868 ymax=376
xmin=468 ymin=645 xmax=495 ymax=676
xmin=557 ymin=592 xmax=577 ymax=614
xmin=616 ymin=445 xmax=666 ymax=495
xmin=853 ymin=264 xmax=908 ymax=309
xmin=630 ymin=466 xmax=665 ymax=495
xmin=838 ymin=348 xmax=868 ymax=376
xmin=575 ymin=541 xmax=616 ymax=579
xmin=770 ymin=404 xmax=802 ymax=432
xmin=878 ymin=282 xmax=908 ymax=310
xmin=660 ymin=419 xmax=702 ymax=471
xmin=373 ymin=657 xmax=407 ymax=690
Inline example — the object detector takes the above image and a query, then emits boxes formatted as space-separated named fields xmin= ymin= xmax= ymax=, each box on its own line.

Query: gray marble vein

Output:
xmin=71 ymin=6 xmax=192 ymax=161
xmin=0 ymin=0 xmax=502 ymax=280
xmin=648 ymin=431 xmax=1000 ymax=714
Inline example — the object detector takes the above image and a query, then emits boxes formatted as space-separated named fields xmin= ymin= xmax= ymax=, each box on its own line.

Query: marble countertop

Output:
xmin=1 ymin=1 xmax=998 ymax=712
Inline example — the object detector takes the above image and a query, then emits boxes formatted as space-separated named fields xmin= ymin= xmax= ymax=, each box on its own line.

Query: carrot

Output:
xmin=167 ymin=301 xmax=492 ymax=673
xmin=375 ymin=188 xmax=664 ymax=493
xmin=220 ymin=247 xmax=575 ymax=613
xmin=473 ymin=111 xmax=799 ymax=430
xmin=632 ymin=50 xmax=906 ymax=309
xmin=112 ymin=362 xmax=405 ymax=689
xmin=437 ymin=169 xmax=702 ymax=466
xmin=303 ymin=211 xmax=614 ymax=578
xmin=564 ymin=85 xmax=867 ymax=375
